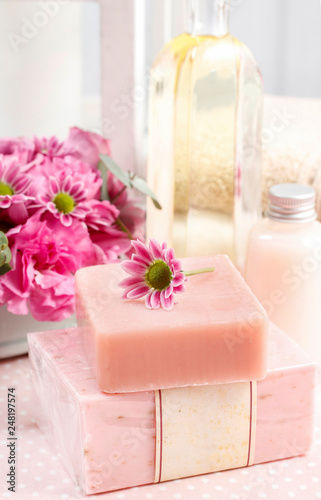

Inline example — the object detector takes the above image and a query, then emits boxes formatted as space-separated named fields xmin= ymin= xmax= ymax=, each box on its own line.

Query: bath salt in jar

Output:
xmin=244 ymin=183 xmax=321 ymax=366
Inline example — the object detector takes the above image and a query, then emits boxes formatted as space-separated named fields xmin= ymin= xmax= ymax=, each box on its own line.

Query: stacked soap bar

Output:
xmin=75 ymin=255 xmax=268 ymax=392
xmin=28 ymin=324 xmax=316 ymax=495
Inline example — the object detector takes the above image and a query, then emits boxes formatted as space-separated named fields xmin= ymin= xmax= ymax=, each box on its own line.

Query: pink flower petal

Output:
xmin=132 ymin=254 xmax=153 ymax=267
xmin=60 ymin=213 xmax=73 ymax=227
xmin=149 ymin=238 xmax=163 ymax=260
xmin=165 ymin=283 xmax=173 ymax=299
xmin=8 ymin=202 xmax=28 ymax=225
xmin=5 ymin=168 xmax=16 ymax=185
xmin=70 ymin=181 xmax=83 ymax=197
xmin=121 ymin=260 xmax=147 ymax=277
xmin=127 ymin=285 xmax=150 ymax=299
xmin=49 ymin=177 xmax=60 ymax=196
xmin=145 ymin=290 xmax=153 ymax=309
xmin=173 ymin=284 xmax=185 ymax=293
xmin=171 ymin=259 xmax=182 ymax=274
xmin=119 ymin=276 xmax=145 ymax=289
xmin=121 ymin=281 xmax=145 ymax=296
xmin=164 ymin=247 xmax=175 ymax=263
xmin=172 ymin=272 xmax=185 ymax=286
xmin=14 ymin=177 xmax=30 ymax=193
xmin=160 ymin=290 xmax=174 ymax=311
xmin=62 ymin=175 xmax=72 ymax=193
xmin=73 ymin=204 xmax=90 ymax=217
xmin=150 ymin=289 xmax=161 ymax=309
xmin=131 ymin=240 xmax=153 ymax=264
xmin=0 ymin=196 xmax=11 ymax=209
xmin=71 ymin=212 xmax=85 ymax=221
xmin=47 ymin=201 xmax=57 ymax=214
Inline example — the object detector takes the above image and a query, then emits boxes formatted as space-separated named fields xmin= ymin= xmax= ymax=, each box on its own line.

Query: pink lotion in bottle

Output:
xmin=245 ymin=183 xmax=321 ymax=366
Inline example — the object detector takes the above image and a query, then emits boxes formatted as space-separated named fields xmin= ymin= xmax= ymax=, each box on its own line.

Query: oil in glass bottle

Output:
xmin=146 ymin=0 xmax=263 ymax=269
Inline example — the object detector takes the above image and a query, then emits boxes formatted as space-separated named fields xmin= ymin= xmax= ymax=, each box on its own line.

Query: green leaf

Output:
xmin=0 ymin=247 xmax=11 ymax=266
xmin=100 ymin=154 xmax=131 ymax=188
xmin=0 ymin=231 xmax=11 ymax=269
xmin=130 ymin=175 xmax=162 ymax=210
xmin=3 ymin=247 xmax=11 ymax=264
xmin=97 ymin=160 xmax=110 ymax=201
xmin=0 ymin=231 xmax=8 ymax=246
xmin=99 ymin=154 xmax=161 ymax=209
xmin=0 ymin=263 xmax=11 ymax=276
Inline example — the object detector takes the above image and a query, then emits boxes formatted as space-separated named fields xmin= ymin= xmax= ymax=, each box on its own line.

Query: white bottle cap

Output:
xmin=267 ymin=183 xmax=317 ymax=223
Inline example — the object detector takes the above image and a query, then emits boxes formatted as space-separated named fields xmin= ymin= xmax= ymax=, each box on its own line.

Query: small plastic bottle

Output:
xmin=244 ymin=183 xmax=321 ymax=365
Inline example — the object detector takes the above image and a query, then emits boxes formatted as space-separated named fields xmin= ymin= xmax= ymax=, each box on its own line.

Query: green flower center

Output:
xmin=53 ymin=193 xmax=75 ymax=214
xmin=145 ymin=260 xmax=172 ymax=291
xmin=0 ymin=182 xmax=14 ymax=196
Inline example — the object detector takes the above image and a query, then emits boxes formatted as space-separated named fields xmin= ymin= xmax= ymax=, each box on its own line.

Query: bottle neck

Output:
xmin=267 ymin=185 xmax=317 ymax=224
xmin=267 ymin=204 xmax=317 ymax=224
xmin=185 ymin=0 xmax=230 ymax=37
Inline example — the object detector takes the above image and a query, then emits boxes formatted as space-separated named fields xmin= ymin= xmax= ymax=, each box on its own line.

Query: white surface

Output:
xmin=0 ymin=309 xmax=76 ymax=359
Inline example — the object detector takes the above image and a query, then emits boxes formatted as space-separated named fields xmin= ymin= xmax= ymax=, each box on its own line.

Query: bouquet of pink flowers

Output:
xmin=0 ymin=127 xmax=145 ymax=322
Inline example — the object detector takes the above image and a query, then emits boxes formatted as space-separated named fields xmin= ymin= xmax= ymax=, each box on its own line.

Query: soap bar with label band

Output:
xmin=75 ymin=255 xmax=268 ymax=392
xmin=28 ymin=324 xmax=316 ymax=495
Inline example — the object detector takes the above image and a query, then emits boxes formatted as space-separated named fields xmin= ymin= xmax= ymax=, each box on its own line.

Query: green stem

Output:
xmin=111 ymin=185 xmax=127 ymax=204
xmin=116 ymin=218 xmax=133 ymax=240
xmin=184 ymin=267 xmax=215 ymax=277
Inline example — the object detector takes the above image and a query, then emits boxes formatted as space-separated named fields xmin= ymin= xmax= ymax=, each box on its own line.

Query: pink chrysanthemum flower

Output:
xmin=33 ymin=135 xmax=64 ymax=159
xmin=27 ymin=128 xmax=111 ymax=168
xmin=119 ymin=239 xmax=186 ymax=311
xmin=36 ymin=174 xmax=91 ymax=227
xmin=0 ymin=156 xmax=33 ymax=224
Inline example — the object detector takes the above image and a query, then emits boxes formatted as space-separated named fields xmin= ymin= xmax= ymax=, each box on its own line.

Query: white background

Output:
xmin=0 ymin=0 xmax=320 ymax=171
xmin=82 ymin=0 xmax=321 ymax=99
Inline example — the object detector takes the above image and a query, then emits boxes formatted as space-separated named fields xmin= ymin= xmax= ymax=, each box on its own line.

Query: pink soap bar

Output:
xmin=28 ymin=324 xmax=316 ymax=495
xmin=75 ymin=255 xmax=268 ymax=392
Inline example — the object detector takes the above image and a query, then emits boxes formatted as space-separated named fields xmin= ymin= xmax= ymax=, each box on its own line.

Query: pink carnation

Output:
xmin=0 ymin=137 xmax=35 ymax=165
xmin=61 ymin=127 xmax=111 ymax=167
xmin=0 ymin=215 xmax=96 ymax=320
xmin=29 ymin=271 xmax=75 ymax=322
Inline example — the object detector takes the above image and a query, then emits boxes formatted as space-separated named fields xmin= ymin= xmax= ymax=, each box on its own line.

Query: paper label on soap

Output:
xmin=154 ymin=381 xmax=257 ymax=482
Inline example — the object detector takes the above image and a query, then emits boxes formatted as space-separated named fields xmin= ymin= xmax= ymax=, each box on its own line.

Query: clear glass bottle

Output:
xmin=146 ymin=0 xmax=263 ymax=269
xmin=244 ymin=184 xmax=321 ymax=365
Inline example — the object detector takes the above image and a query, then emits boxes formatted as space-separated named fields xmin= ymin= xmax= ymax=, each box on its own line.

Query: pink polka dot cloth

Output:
xmin=0 ymin=356 xmax=320 ymax=500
